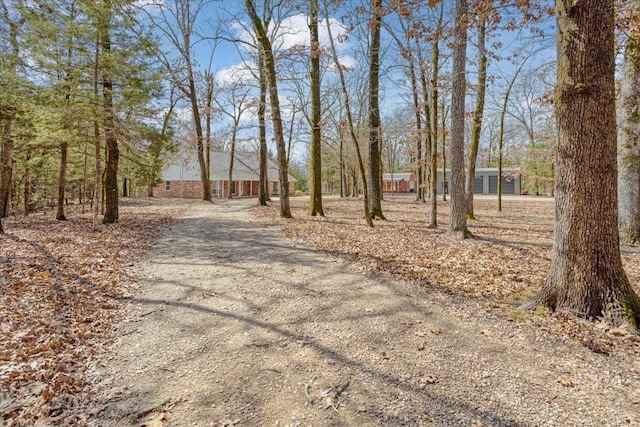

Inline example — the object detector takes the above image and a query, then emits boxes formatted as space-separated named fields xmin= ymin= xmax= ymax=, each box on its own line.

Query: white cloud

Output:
xmin=232 ymin=14 xmax=351 ymax=55
xmin=215 ymin=62 xmax=257 ymax=87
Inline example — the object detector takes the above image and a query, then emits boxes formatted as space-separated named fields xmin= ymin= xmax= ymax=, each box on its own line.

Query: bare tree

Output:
xmin=368 ymin=0 xmax=385 ymax=220
xmin=245 ymin=0 xmax=291 ymax=217
xmin=142 ymin=0 xmax=216 ymax=202
xmin=448 ymin=0 xmax=469 ymax=238
xmin=307 ymin=0 xmax=323 ymax=216
xmin=464 ymin=14 xmax=486 ymax=220
xmin=324 ymin=0 xmax=373 ymax=227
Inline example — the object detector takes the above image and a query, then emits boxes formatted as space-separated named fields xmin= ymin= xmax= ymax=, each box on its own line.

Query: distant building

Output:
xmin=383 ymin=168 xmax=522 ymax=195
xmin=382 ymin=172 xmax=416 ymax=193
xmin=153 ymin=150 xmax=296 ymax=198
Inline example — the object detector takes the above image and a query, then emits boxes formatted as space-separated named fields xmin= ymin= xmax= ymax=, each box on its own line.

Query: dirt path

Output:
xmin=89 ymin=200 xmax=639 ymax=427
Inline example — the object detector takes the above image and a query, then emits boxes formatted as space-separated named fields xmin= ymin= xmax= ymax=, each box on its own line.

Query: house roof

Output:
xmin=382 ymin=173 xmax=414 ymax=181
xmin=162 ymin=149 xmax=296 ymax=182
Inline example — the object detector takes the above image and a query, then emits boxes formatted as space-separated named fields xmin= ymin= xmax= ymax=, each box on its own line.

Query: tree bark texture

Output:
xmin=414 ymin=35 xmax=430 ymax=205
xmin=187 ymin=59 xmax=211 ymax=202
xmin=368 ymin=0 xmax=385 ymax=220
xmin=448 ymin=0 xmax=469 ymax=238
xmin=101 ymin=1 xmax=119 ymax=224
xmin=258 ymin=53 xmax=269 ymax=206
xmin=92 ymin=38 xmax=102 ymax=230
xmin=56 ymin=141 xmax=68 ymax=220
xmin=525 ymin=0 xmax=640 ymax=327
xmin=307 ymin=0 xmax=324 ymax=216
xmin=428 ymin=31 xmax=440 ymax=229
xmin=245 ymin=0 xmax=291 ymax=218
xmin=618 ymin=29 xmax=640 ymax=244
xmin=465 ymin=18 xmax=486 ymax=220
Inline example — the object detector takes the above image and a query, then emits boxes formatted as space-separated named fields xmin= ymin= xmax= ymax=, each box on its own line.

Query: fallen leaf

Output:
xmin=430 ymin=327 xmax=443 ymax=335
xmin=557 ymin=374 xmax=574 ymax=387
xmin=380 ymin=351 xmax=389 ymax=360
xmin=139 ymin=410 xmax=168 ymax=427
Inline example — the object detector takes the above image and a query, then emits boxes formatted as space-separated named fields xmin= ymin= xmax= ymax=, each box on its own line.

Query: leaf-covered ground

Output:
xmin=255 ymin=195 xmax=640 ymax=353
xmin=2 ymin=195 xmax=639 ymax=425
xmin=0 ymin=200 xmax=175 ymax=426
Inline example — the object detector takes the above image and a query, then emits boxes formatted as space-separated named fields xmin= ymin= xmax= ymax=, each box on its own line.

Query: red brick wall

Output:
xmin=153 ymin=181 xmax=204 ymax=198
xmin=153 ymin=180 xmax=294 ymax=198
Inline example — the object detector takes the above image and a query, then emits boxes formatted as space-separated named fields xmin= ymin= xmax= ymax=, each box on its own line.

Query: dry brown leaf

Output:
xmin=139 ymin=410 xmax=168 ymax=427
xmin=380 ymin=351 xmax=389 ymax=360
xmin=558 ymin=374 xmax=574 ymax=387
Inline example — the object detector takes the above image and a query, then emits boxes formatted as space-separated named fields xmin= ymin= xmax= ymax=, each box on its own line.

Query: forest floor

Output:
xmin=1 ymin=195 xmax=640 ymax=426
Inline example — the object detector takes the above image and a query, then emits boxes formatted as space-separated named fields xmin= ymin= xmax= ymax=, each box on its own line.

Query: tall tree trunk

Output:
xmin=93 ymin=38 xmax=102 ymax=231
xmin=101 ymin=0 xmax=119 ymax=224
xmin=441 ymin=104 xmax=447 ymax=202
xmin=413 ymin=35 xmax=430 ymax=205
xmin=0 ymin=111 xmax=14 ymax=226
xmin=618 ymin=21 xmax=640 ymax=243
xmin=368 ymin=0 xmax=385 ymax=220
xmin=188 ymin=60 xmax=211 ymax=202
xmin=524 ymin=0 xmax=640 ymax=327
xmin=228 ymin=122 xmax=237 ymax=199
xmin=257 ymin=53 xmax=269 ymax=206
xmin=307 ymin=0 xmax=324 ymax=216
xmin=324 ymin=1 xmax=372 ymax=226
xmin=56 ymin=141 xmax=68 ymax=220
xmin=448 ymin=0 xmax=469 ymax=238
xmin=205 ymin=72 xmax=213 ymax=184
xmin=497 ymin=56 xmax=530 ymax=212
xmin=0 ymin=2 xmax=23 ymax=233
xmin=245 ymin=0 xmax=291 ymax=218
xmin=23 ymin=150 xmax=30 ymax=217
xmin=465 ymin=17 xmax=487 ymax=220
xmin=428 ymin=11 xmax=442 ymax=228
xmin=339 ymin=124 xmax=345 ymax=198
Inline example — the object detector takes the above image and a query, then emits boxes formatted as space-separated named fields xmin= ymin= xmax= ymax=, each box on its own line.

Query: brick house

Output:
xmin=153 ymin=150 xmax=296 ymax=198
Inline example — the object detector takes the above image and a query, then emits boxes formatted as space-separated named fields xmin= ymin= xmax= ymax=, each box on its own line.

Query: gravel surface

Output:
xmin=88 ymin=199 xmax=640 ymax=427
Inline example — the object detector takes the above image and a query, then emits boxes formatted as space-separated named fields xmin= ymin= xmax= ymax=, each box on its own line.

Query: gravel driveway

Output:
xmin=89 ymin=199 xmax=640 ymax=427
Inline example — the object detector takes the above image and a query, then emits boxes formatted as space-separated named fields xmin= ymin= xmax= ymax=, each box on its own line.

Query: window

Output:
xmin=165 ymin=181 xmax=171 ymax=191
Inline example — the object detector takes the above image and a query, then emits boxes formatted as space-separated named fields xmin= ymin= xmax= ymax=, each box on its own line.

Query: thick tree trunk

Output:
xmin=524 ymin=0 xmax=640 ymax=328
xmin=618 ymin=31 xmax=640 ymax=244
xmin=368 ymin=0 xmax=385 ymax=220
xmin=257 ymin=53 xmax=269 ymax=206
xmin=101 ymin=0 xmax=119 ymax=224
xmin=465 ymin=18 xmax=486 ymax=220
xmin=188 ymin=66 xmax=211 ymax=202
xmin=245 ymin=0 xmax=290 ymax=218
xmin=448 ymin=0 xmax=469 ymax=238
xmin=307 ymin=0 xmax=324 ymax=216
xmin=56 ymin=141 xmax=68 ymax=220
